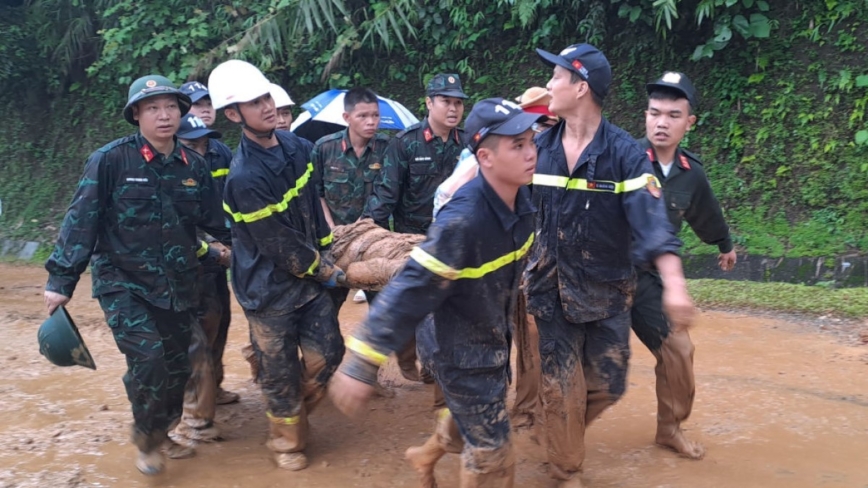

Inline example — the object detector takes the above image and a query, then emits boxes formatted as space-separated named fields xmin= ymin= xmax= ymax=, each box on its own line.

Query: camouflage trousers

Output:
xmin=535 ymin=304 xmax=631 ymax=481
xmin=98 ymin=291 xmax=194 ymax=452
xmin=244 ymin=291 xmax=344 ymax=453
xmin=180 ymin=268 xmax=232 ymax=428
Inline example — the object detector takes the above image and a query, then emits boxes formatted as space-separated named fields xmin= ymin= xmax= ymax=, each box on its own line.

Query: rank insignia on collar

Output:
xmin=679 ymin=153 xmax=691 ymax=170
xmin=646 ymin=175 xmax=661 ymax=198
xmin=423 ymin=128 xmax=434 ymax=142
xmin=139 ymin=145 xmax=155 ymax=163
xmin=181 ymin=178 xmax=198 ymax=187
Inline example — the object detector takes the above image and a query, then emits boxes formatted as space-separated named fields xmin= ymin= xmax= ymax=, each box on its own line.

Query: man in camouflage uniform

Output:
xmin=44 ymin=75 xmax=230 ymax=476
xmin=313 ymin=87 xmax=389 ymax=308
xmin=179 ymin=82 xmax=239 ymax=407
xmin=364 ymin=73 xmax=467 ymax=383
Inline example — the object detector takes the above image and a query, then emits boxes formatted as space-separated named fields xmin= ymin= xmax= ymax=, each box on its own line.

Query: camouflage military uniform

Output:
xmin=45 ymin=134 xmax=230 ymax=452
xmin=313 ymin=128 xmax=389 ymax=309
xmin=364 ymin=118 xmax=464 ymax=235
xmin=313 ymin=129 xmax=389 ymax=226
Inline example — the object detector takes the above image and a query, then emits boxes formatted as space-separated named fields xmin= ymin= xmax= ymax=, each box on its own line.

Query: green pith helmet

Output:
xmin=37 ymin=306 xmax=97 ymax=370
xmin=123 ymin=74 xmax=192 ymax=126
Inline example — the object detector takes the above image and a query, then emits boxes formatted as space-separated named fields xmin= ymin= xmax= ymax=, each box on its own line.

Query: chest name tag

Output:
xmin=414 ymin=157 xmax=432 ymax=162
xmin=126 ymin=177 xmax=149 ymax=183
xmin=586 ymin=181 xmax=616 ymax=191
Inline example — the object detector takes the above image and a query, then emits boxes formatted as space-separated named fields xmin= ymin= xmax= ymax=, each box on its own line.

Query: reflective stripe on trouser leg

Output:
xmin=266 ymin=409 xmax=309 ymax=453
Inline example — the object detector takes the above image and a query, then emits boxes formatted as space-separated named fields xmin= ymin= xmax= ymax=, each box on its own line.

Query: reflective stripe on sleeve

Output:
xmin=409 ymin=231 xmax=534 ymax=280
xmin=345 ymin=336 xmax=388 ymax=366
xmin=211 ymin=168 xmax=229 ymax=178
xmin=224 ymin=162 xmax=315 ymax=223
xmin=319 ymin=232 xmax=334 ymax=247
xmin=532 ymin=172 xmax=659 ymax=193
xmin=196 ymin=240 xmax=209 ymax=258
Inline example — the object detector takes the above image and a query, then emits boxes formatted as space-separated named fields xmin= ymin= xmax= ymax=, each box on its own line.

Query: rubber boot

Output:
xmin=459 ymin=443 xmax=516 ymax=488
xmin=266 ymin=410 xmax=310 ymax=471
xmin=406 ymin=409 xmax=464 ymax=488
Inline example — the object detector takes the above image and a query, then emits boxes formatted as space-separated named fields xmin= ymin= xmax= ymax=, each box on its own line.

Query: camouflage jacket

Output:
xmin=364 ymin=118 xmax=464 ymax=234
xmin=223 ymin=131 xmax=336 ymax=313
xmin=45 ymin=133 xmax=230 ymax=311
xmin=312 ymin=129 xmax=390 ymax=226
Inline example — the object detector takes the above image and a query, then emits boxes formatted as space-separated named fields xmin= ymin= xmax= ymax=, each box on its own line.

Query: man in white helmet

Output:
xmin=208 ymin=59 xmax=347 ymax=471
xmin=270 ymin=83 xmax=295 ymax=131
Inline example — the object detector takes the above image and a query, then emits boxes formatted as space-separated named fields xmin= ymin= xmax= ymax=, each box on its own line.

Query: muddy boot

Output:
xmin=459 ymin=444 xmax=516 ymax=488
xmin=266 ymin=411 xmax=310 ymax=471
xmin=163 ymin=439 xmax=196 ymax=459
xmin=170 ymin=421 xmax=222 ymax=445
xmin=405 ymin=409 xmax=464 ymax=488
xmin=654 ymin=329 xmax=704 ymax=459
xmin=135 ymin=449 xmax=166 ymax=476
xmin=215 ymin=388 xmax=240 ymax=405
xmin=397 ymin=339 xmax=423 ymax=383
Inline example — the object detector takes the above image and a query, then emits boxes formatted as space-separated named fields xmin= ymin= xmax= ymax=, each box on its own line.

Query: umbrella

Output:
xmin=290 ymin=89 xmax=420 ymax=143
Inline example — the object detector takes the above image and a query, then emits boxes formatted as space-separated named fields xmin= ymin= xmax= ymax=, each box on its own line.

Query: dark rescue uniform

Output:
xmin=222 ymin=130 xmax=343 ymax=444
xmin=345 ymin=174 xmax=535 ymax=451
xmin=524 ymin=119 xmax=682 ymax=480
xmin=45 ymin=134 xmax=230 ymax=451
xmin=364 ymin=119 xmax=463 ymax=234
xmin=630 ymin=138 xmax=733 ymax=434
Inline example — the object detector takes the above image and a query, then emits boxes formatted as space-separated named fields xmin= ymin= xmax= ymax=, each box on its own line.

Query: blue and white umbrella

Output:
xmin=291 ymin=89 xmax=420 ymax=133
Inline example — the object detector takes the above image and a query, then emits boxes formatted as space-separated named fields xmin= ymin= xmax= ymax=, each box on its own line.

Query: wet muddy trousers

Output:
xmin=631 ymin=269 xmax=696 ymax=432
xmin=420 ymin=407 xmax=516 ymax=488
xmin=535 ymin=305 xmax=631 ymax=481
xmin=98 ymin=291 xmax=194 ymax=452
xmin=179 ymin=269 xmax=231 ymax=428
xmin=511 ymin=294 xmax=541 ymax=425
xmin=244 ymin=292 xmax=344 ymax=452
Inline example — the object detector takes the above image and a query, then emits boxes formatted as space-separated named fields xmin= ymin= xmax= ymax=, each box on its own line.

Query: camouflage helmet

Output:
xmin=123 ymin=74 xmax=192 ymax=126
xmin=37 ymin=306 xmax=96 ymax=370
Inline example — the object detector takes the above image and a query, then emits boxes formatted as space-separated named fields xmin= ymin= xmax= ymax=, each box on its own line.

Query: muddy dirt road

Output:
xmin=1 ymin=263 xmax=867 ymax=487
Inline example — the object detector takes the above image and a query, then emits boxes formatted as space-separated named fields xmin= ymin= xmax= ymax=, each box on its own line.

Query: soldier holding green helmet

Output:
xmin=43 ymin=74 xmax=230 ymax=476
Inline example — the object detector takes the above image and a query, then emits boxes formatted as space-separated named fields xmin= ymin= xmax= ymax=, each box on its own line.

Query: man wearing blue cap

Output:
xmin=179 ymin=81 xmax=239 ymax=408
xmin=631 ymin=71 xmax=736 ymax=460
xmin=526 ymin=44 xmax=694 ymax=487
xmin=44 ymin=75 xmax=231 ymax=476
xmin=331 ymin=98 xmax=544 ymax=488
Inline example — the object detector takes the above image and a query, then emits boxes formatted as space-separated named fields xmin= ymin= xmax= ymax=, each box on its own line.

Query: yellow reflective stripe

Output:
xmin=303 ymin=252 xmax=320 ymax=277
xmin=266 ymin=411 xmax=300 ymax=425
xmin=224 ymin=162 xmax=314 ymax=223
xmin=437 ymin=408 xmax=451 ymax=421
xmin=410 ymin=232 xmax=535 ymax=281
xmin=532 ymin=173 xmax=658 ymax=193
xmin=211 ymin=168 xmax=229 ymax=178
xmin=196 ymin=240 xmax=209 ymax=258
xmin=319 ymin=232 xmax=334 ymax=247
xmin=346 ymin=336 xmax=388 ymax=366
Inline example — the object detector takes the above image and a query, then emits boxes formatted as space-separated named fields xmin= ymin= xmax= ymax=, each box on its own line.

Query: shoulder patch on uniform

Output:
xmin=97 ymin=136 xmax=135 ymax=154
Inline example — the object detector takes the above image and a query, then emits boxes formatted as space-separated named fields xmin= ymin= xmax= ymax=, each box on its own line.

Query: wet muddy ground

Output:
xmin=1 ymin=262 xmax=867 ymax=487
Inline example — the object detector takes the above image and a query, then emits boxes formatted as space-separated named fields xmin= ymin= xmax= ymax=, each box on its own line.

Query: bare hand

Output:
xmin=718 ymin=250 xmax=737 ymax=272
xmin=215 ymin=244 xmax=231 ymax=267
xmin=662 ymin=284 xmax=695 ymax=332
xmin=329 ymin=371 xmax=375 ymax=418
xmin=44 ymin=291 xmax=70 ymax=316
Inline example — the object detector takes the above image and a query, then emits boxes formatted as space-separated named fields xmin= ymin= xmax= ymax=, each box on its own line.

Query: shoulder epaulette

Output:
xmin=97 ymin=135 xmax=136 ymax=154
xmin=395 ymin=122 xmax=422 ymax=139
xmin=680 ymin=148 xmax=704 ymax=167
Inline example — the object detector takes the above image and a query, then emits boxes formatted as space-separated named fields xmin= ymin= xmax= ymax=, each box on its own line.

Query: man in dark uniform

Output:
xmin=364 ymin=73 xmax=468 ymax=382
xmin=180 ymin=81 xmax=239 ymax=407
xmin=526 ymin=44 xmax=694 ymax=487
xmin=332 ymin=98 xmax=544 ymax=488
xmin=313 ymin=87 xmax=389 ymax=308
xmin=208 ymin=59 xmax=345 ymax=471
xmin=632 ymin=71 xmax=737 ymax=460
xmin=43 ymin=75 xmax=230 ymax=476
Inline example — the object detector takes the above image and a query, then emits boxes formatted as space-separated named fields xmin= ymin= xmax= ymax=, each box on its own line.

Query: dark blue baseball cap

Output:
xmin=180 ymin=81 xmax=210 ymax=103
xmin=464 ymin=98 xmax=545 ymax=153
xmin=536 ymin=43 xmax=612 ymax=100
xmin=177 ymin=114 xmax=222 ymax=140
xmin=646 ymin=71 xmax=699 ymax=109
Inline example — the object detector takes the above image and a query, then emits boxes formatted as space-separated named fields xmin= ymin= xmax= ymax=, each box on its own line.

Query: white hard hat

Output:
xmin=270 ymin=83 xmax=295 ymax=108
xmin=207 ymin=60 xmax=271 ymax=110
